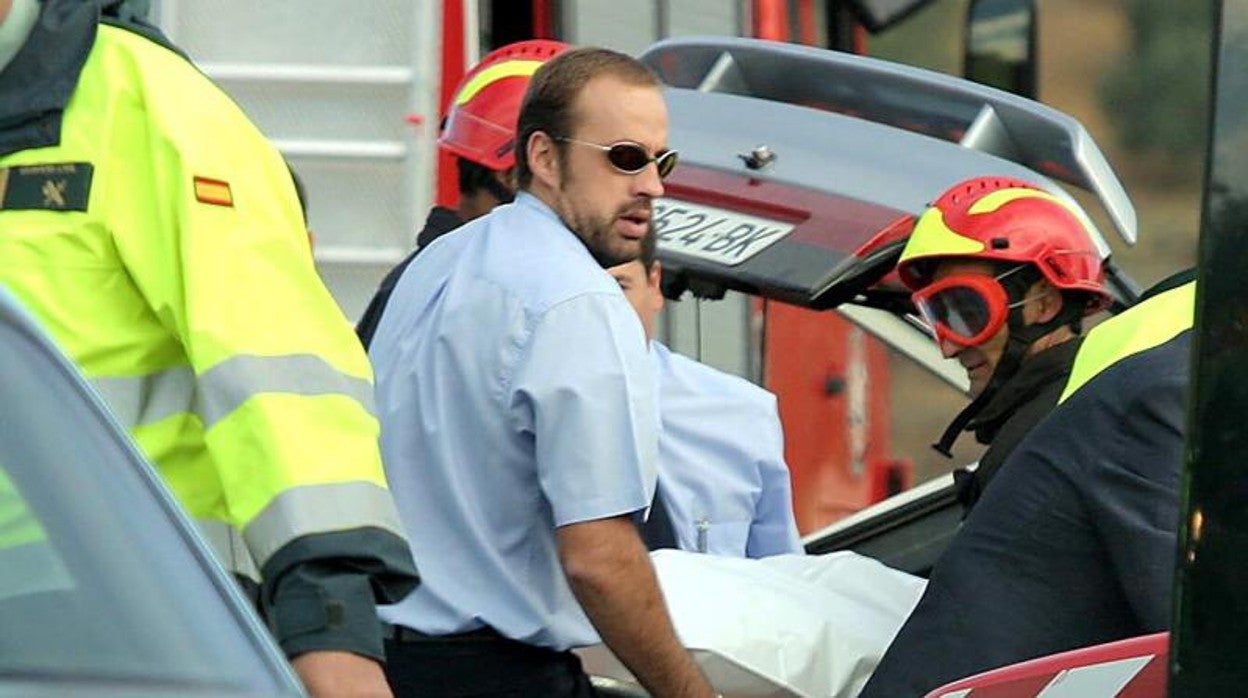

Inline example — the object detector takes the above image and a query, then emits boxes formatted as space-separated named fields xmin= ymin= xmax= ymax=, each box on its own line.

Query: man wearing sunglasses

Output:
xmin=368 ymin=47 xmax=715 ymax=698
xmin=607 ymin=233 xmax=802 ymax=558
xmin=356 ymin=39 xmax=571 ymax=349
xmin=892 ymin=176 xmax=1112 ymax=516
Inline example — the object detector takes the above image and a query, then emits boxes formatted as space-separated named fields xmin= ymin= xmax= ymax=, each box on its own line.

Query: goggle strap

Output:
xmin=932 ymin=389 xmax=991 ymax=458
xmin=931 ymin=331 xmax=1033 ymax=457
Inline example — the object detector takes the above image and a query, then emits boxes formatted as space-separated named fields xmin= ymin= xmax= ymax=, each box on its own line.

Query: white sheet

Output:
xmin=577 ymin=550 xmax=925 ymax=697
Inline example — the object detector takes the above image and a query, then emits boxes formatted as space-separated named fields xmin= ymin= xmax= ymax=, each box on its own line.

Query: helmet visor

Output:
xmin=912 ymin=273 xmax=1010 ymax=347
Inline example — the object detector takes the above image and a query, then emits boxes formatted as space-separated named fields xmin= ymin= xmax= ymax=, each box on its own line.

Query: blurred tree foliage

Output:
xmin=1100 ymin=0 xmax=1215 ymax=160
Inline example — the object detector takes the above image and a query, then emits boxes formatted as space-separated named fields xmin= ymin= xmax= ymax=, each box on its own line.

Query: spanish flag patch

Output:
xmin=193 ymin=176 xmax=234 ymax=207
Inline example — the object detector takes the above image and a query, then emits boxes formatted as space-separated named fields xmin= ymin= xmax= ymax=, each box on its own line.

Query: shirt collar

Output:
xmin=513 ymin=190 xmax=606 ymax=262
xmin=514 ymin=190 xmax=563 ymax=224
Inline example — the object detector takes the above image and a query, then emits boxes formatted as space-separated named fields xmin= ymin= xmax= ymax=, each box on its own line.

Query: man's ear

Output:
xmin=648 ymin=260 xmax=665 ymax=314
xmin=525 ymin=131 xmax=560 ymax=190
xmin=496 ymin=167 xmax=518 ymax=192
xmin=1030 ymin=280 xmax=1063 ymax=324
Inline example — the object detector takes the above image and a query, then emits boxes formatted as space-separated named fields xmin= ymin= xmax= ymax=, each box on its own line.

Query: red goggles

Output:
xmin=912 ymin=271 xmax=1025 ymax=348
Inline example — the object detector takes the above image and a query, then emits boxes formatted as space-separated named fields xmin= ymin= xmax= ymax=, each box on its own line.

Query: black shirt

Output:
xmin=860 ymin=331 xmax=1189 ymax=697
xmin=954 ymin=338 xmax=1083 ymax=514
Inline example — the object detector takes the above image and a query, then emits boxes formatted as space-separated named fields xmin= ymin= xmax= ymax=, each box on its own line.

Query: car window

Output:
xmin=0 ymin=320 xmax=296 ymax=695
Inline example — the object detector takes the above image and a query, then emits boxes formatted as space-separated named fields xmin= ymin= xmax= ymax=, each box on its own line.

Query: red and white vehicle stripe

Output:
xmin=926 ymin=633 xmax=1168 ymax=698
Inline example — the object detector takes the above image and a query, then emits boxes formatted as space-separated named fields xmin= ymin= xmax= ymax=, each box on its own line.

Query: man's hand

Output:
xmin=290 ymin=651 xmax=393 ymax=698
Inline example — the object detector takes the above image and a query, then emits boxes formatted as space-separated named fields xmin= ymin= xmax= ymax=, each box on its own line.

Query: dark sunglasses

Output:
xmin=556 ymin=137 xmax=678 ymax=179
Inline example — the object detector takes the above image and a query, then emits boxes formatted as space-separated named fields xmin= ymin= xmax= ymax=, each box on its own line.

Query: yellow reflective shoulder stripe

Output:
xmin=1059 ymin=281 xmax=1196 ymax=403
xmin=242 ymin=481 xmax=406 ymax=570
xmin=898 ymin=207 xmax=986 ymax=264
xmin=90 ymin=354 xmax=376 ymax=430
xmin=454 ymin=59 xmax=545 ymax=106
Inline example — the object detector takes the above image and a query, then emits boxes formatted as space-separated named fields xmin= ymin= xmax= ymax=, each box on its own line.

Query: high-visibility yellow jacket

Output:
xmin=0 ymin=3 xmax=417 ymax=659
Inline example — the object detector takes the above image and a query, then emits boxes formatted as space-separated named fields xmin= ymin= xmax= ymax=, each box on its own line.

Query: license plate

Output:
xmin=653 ymin=199 xmax=796 ymax=266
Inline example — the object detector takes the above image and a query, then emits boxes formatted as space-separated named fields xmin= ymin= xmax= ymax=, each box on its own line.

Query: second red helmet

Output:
xmin=897 ymin=175 xmax=1112 ymax=314
xmin=438 ymin=39 xmax=572 ymax=172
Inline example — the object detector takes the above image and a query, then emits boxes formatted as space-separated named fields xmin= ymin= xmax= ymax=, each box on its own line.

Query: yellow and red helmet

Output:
xmin=897 ymin=175 xmax=1111 ymax=314
xmin=438 ymin=39 xmax=571 ymax=171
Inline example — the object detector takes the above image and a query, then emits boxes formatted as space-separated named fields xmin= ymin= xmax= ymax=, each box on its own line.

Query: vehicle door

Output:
xmin=0 ymin=289 xmax=304 ymax=698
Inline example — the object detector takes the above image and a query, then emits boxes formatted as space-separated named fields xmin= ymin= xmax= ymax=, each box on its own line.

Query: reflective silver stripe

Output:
xmin=92 ymin=365 xmax=196 ymax=429
xmin=197 ymin=354 xmax=376 ymax=428
xmin=195 ymin=518 xmax=261 ymax=583
xmin=1034 ymin=656 xmax=1152 ymax=697
xmin=90 ymin=354 xmax=375 ymax=430
xmin=243 ymin=481 xmax=407 ymax=570
xmin=0 ymin=541 xmax=75 ymax=601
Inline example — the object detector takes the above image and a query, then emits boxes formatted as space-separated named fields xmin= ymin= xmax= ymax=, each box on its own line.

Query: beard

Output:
xmin=556 ymin=176 xmax=652 ymax=269
xmin=565 ymin=204 xmax=650 ymax=268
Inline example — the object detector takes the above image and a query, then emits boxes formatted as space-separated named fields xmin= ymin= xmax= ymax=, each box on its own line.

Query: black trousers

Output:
xmin=383 ymin=626 xmax=599 ymax=698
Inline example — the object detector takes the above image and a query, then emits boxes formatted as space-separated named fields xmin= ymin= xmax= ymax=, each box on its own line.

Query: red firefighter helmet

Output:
xmin=438 ymin=39 xmax=571 ymax=172
xmin=897 ymin=175 xmax=1112 ymax=314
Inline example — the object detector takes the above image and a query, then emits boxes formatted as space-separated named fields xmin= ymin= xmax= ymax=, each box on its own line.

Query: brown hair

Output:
xmin=514 ymin=47 xmax=661 ymax=189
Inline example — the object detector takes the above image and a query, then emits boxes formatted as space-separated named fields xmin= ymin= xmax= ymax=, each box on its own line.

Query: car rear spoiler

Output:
xmin=639 ymin=36 xmax=1137 ymax=251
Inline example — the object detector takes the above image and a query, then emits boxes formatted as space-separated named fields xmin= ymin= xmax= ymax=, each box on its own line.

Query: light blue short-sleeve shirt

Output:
xmin=653 ymin=341 xmax=802 ymax=558
xmin=370 ymin=193 xmax=658 ymax=651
